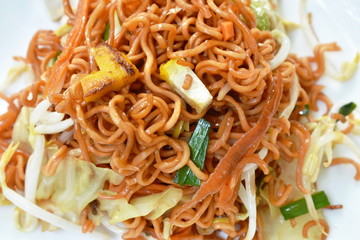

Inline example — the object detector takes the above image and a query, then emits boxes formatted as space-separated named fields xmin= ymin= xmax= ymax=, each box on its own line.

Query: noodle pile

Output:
xmin=1 ymin=0 xmax=359 ymax=239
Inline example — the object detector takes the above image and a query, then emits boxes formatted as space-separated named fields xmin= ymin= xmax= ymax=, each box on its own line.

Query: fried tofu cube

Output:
xmin=160 ymin=59 xmax=213 ymax=113
xmin=80 ymin=43 xmax=139 ymax=102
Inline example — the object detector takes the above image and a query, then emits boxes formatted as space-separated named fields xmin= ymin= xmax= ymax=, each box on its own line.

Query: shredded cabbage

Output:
xmin=259 ymin=151 xmax=327 ymax=240
xmin=0 ymin=61 xmax=34 ymax=94
xmin=4 ymin=102 xmax=121 ymax=234
xmin=100 ymin=187 xmax=183 ymax=224
xmin=279 ymin=74 xmax=300 ymax=119
xmin=251 ymin=0 xmax=280 ymax=31
xmin=251 ymin=0 xmax=271 ymax=31
xmin=336 ymin=53 xmax=360 ymax=81
xmin=37 ymin=155 xmax=123 ymax=215
xmin=12 ymin=107 xmax=32 ymax=153
xmin=281 ymin=19 xmax=301 ymax=32
xmin=0 ymin=142 xmax=19 ymax=185
xmin=269 ymin=30 xmax=291 ymax=69
xmin=54 ymin=24 xmax=72 ymax=37
xmin=162 ymin=218 xmax=173 ymax=240
xmin=260 ymin=207 xmax=324 ymax=240
xmin=10 ymin=101 xmax=76 ymax=231
xmin=259 ymin=185 xmax=279 ymax=219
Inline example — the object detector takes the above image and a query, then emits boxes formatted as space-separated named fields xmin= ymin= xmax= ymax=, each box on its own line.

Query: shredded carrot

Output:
xmin=290 ymin=218 xmax=297 ymax=228
xmin=44 ymin=0 xmax=90 ymax=96
xmin=324 ymin=204 xmax=343 ymax=210
xmin=221 ymin=21 xmax=235 ymax=41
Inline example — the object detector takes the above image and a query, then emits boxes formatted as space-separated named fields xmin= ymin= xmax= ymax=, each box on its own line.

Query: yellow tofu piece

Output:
xmin=81 ymin=43 xmax=139 ymax=102
xmin=160 ymin=59 xmax=213 ymax=113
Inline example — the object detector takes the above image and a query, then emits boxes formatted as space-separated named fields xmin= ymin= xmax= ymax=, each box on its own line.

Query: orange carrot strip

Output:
xmin=44 ymin=0 xmax=90 ymax=96
xmin=221 ymin=21 xmax=234 ymax=41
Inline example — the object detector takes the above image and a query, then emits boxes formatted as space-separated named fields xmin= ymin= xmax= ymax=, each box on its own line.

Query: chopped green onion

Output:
xmin=299 ymin=104 xmax=310 ymax=116
xmin=339 ymin=102 xmax=357 ymax=116
xmin=174 ymin=118 xmax=210 ymax=186
xmin=47 ymin=51 xmax=62 ymax=67
xmin=102 ymin=22 xmax=110 ymax=41
xmin=280 ymin=191 xmax=330 ymax=220
xmin=251 ymin=1 xmax=271 ymax=31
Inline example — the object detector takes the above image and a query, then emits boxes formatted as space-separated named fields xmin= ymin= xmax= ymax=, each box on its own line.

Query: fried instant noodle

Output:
xmin=1 ymin=0 xmax=359 ymax=239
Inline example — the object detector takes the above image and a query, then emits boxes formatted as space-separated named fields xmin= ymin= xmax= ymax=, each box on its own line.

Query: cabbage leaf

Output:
xmin=36 ymin=155 xmax=123 ymax=215
xmin=260 ymin=207 xmax=325 ymax=240
xmin=100 ymin=187 xmax=183 ymax=224
xmin=12 ymin=106 xmax=32 ymax=153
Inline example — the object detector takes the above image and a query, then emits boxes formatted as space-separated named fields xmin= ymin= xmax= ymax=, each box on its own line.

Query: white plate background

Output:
xmin=0 ymin=0 xmax=360 ymax=239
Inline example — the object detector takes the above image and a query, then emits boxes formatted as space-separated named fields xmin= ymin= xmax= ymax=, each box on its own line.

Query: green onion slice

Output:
xmin=174 ymin=118 xmax=210 ymax=186
xmin=280 ymin=191 xmax=330 ymax=220
xmin=102 ymin=22 xmax=110 ymax=41
xmin=299 ymin=104 xmax=310 ymax=116
xmin=339 ymin=102 xmax=357 ymax=116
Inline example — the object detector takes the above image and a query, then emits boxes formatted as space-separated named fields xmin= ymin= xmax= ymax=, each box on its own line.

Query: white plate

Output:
xmin=0 ymin=0 xmax=360 ymax=239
